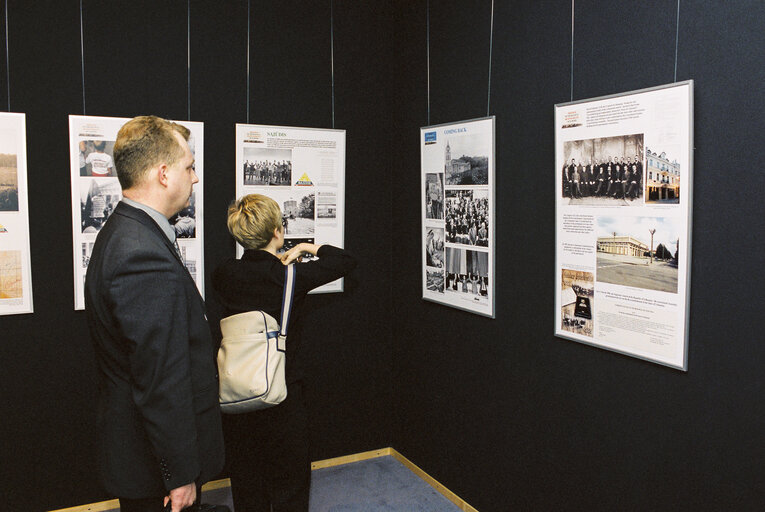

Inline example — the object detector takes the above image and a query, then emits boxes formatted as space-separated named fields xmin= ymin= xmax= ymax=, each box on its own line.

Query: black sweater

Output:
xmin=212 ymin=245 xmax=356 ymax=384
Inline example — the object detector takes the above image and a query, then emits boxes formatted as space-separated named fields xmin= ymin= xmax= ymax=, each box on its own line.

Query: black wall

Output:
xmin=2 ymin=1 xmax=765 ymax=511
xmin=392 ymin=1 xmax=765 ymax=511
xmin=0 ymin=1 xmax=394 ymax=510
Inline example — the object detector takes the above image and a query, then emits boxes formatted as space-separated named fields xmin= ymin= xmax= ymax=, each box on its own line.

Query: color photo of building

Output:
xmin=646 ymin=149 xmax=680 ymax=202
xmin=597 ymin=235 xmax=648 ymax=257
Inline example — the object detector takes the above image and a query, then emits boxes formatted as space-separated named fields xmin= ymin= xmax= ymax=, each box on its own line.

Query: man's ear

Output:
xmin=157 ymin=164 xmax=169 ymax=187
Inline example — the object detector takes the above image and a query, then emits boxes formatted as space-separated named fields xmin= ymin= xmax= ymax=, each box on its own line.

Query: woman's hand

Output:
xmin=280 ymin=243 xmax=320 ymax=265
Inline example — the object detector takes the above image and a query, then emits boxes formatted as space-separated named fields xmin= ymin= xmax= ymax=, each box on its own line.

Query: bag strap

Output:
xmin=279 ymin=264 xmax=296 ymax=336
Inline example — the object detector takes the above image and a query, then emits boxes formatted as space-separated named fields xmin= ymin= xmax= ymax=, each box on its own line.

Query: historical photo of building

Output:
xmin=561 ymin=269 xmax=594 ymax=337
xmin=645 ymin=148 xmax=680 ymax=203
xmin=562 ymin=134 xmax=644 ymax=206
xmin=596 ymin=216 xmax=680 ymax=293
xmin=266 ymin=189 xmax=315 ymax=236
xmin=426 ymin=268 xmax=444 ymax=293
xmin=242 ymin=147 xmax=292 ymax=186
xmin=444 ymin=134 xmax=489 ymax=186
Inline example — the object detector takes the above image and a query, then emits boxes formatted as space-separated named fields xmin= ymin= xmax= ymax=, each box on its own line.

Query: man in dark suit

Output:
xmin=85 ymin=116 xmax=224 ymax=512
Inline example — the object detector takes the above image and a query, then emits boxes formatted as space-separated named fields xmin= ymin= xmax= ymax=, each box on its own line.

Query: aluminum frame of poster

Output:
xmin=554 ymin=81 xmax=693 ymax=370
xmin=420 ymin=116 xmax=495 ymax=318
xmin=69 ymin=115 xmax=205 ymax=310
xmin=235 ymin=123 xmax=346 ymax=294
xmin=0 ymin=112 xmax=33 ymax=315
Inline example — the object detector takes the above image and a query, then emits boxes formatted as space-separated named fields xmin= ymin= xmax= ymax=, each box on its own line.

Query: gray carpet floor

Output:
xmin=309 ymin=456 xmax=463 ymax=512
xmin=112 ymin=455 xmax=464 ymax=511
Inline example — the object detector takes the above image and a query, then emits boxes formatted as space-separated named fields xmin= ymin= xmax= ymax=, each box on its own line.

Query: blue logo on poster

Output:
xmin=424 ymin=131 xmax=437 ymax=142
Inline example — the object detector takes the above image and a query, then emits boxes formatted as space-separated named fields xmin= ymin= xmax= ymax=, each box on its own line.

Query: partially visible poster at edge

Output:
xmin=69 ymin=115 xmax=205 ymax=310
xmin=235 ymin=124 xmax=346 ymax=294
xmin=554 ymin=81 xmax=693 ymax=369
xmin=420 ymin=117 xmax=495 ymax=318
xmin=0 ymin=112 xmax=33 ymax=315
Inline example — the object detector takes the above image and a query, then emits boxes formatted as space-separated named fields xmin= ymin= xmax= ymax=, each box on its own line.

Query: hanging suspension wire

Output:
xmin=187 ymin=0 xmax=191 ymax=120
xmin=79 ymin=0 xmax=86 ymax=114
xmin=570 ymin=0 xmax=575 ymax=102
xmin=4 ymin=0 xmax=10 ymax=111
xmin=330 ymin=0 xmax=336 ymax=129
xmin=246 ymin=0 xmax=251 ymax=123
xmin=426 ymin=0 xmax=430 ymax=125
xmin=486 ymin=0 xmax=494 ymax=116
xmin=674 ymin=0 xmax=680 ymax=82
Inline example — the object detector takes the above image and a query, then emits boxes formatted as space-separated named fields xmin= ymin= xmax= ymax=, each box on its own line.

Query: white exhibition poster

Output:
xmin=0 ymin=112 xmax=33 ymax=315
xmin=69 ymin=115 xmax=205 ymax=310
xmin=420 ymin=117 xmax=495 ymax=318
xmin=235 ymin=124 xmax=346 ymax=293
xmin=554 ymin=81 xmax=693 ymax=369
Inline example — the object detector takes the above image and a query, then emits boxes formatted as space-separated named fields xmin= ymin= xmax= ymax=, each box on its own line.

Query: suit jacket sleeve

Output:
xmin=109 ymin=243 xmax=200 ymax=491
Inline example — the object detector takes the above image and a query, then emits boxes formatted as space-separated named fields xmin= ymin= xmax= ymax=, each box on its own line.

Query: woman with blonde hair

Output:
xmin=213 ymin=194 xmax=356 ymax=511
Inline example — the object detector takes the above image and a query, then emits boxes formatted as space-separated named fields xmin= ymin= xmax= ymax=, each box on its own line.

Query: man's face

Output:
xmin=166 ymin=132 xmax=198 ymax=216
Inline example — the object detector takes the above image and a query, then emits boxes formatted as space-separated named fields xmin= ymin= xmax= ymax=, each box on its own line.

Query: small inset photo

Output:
xmin=426 ymin=268 xmax=445 ymax=293
xmin=561 ymin=269 xmax=594 ymax=337
xmin=80 ymin=178 xmax=122 ymax=233
xmin=79 ymin=140 xmax=117 ymax=177
xmin=243 ymin=147 xmax=292 ymax=186
xmin=425 ymin=227 xmax=445 ymax=268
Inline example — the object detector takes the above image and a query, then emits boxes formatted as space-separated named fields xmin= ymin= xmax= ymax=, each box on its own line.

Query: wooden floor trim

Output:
xmin=51 ymin=448 xmax=477 ymax=512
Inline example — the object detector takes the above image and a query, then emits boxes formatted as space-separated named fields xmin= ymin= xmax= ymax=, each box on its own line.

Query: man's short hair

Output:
xmin=227 ymin=194 xmax=282 ymax=250
xmin=113 ymin=116 xmax=189 ymax=190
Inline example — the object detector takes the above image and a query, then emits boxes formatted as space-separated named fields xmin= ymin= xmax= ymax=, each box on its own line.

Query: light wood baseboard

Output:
xmin=51 ymin=447 xmax=477 ymax=512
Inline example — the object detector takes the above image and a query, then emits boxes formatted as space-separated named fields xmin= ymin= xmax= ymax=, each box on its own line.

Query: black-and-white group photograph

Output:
xmin=169 ymin=192 xmax=197 ymax=239
xmin=0 ymin=152 xmax=18 ymax=212
xmin=561 ymin=269 xmax=594 ymax=337
xmin=444 ymin=134 xmax=490 ymax=185
xmin=596 ymin=216 xmax=680 ymax=294
xmin=80 ymin=178 xmax=122 ymax=233
xmin=645 ymin=147 xmax=681 ymax=204
xmin=243 ymin=147 xmax=292 ymax=186
xmin=425 ymin=227 xmax=445 ymax=268
xmin=445 ymin=247 xmax=489 ymax=298
xmin=425 ymin=173 xmax=444 ymax=219
xmin=562 ymin=134 xmax=644 ymax=205
xmin=79 ymin=140 xmax=117 ymax=177
xmin=445 ymin=189 xmax=489 ymax=247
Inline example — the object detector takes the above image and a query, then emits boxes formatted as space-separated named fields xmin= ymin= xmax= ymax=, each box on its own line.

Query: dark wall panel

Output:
xmin=393 ymin=1 xmax=765 ymax=511
xmin=0 ymin=1 xmax=393 ymax=510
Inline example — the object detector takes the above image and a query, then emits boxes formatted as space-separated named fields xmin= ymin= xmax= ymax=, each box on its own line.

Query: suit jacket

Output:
xmin=85 ymin=201 xmax=224 ymax=499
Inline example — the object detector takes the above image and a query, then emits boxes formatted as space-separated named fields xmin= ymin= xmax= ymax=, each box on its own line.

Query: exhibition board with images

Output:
xmin=555 ymin=81 xmax=693 ymax=369
xmin=420 ymin=117 xmax=495 ymax=318
xmin=235 ymin=124 xmax=346 ymax=293
xmin=0 ymin=113 xmax=33 ymax=315
xmin=69 ymin=116 xmax=206 ymax=310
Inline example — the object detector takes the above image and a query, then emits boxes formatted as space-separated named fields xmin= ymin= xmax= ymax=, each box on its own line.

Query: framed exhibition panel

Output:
xmin=0 ymin=112 xmax=33 ymax=315
xmin=235 ymin=124 xmax=346 ymax=293
xmin=420 ymin=116 xmax=495 ymax=318
xmin=554 ymin=81 xmax=694 ymax=370
xmin=69 ymin=115 xmax=205 ymax=310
